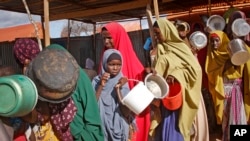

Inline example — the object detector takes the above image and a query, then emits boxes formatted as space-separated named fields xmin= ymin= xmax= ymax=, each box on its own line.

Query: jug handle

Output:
xmin=115 ymin=77 xmax=128 ymax=104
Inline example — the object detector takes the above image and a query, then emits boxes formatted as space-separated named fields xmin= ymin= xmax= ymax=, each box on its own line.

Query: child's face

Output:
xmin=107 ymin=59 xmax=122 ymax=77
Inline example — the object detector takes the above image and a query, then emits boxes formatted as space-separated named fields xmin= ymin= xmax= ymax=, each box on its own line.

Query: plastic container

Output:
xmin=162 ymin=81 xmax=182 ymax=110
xmin=117 ymin=81 xmax=154 ymax=115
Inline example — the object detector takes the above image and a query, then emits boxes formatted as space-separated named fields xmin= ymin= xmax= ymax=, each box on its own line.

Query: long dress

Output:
xmin=102 ymin=22 xmax=149 ymax=141
xmin=153 ymin=18 xmax=204 ymax=141
xmin=92 ymin=49 xmax=132 ymax=141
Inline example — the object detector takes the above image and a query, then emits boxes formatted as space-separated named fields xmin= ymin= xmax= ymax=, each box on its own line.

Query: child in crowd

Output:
xmin=92 ymin=49 xmax=135 ymax=141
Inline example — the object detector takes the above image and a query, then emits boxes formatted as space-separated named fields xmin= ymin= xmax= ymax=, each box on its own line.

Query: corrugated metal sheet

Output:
xmin=0 ymin=29 xmax=151 ymax=73
xmin=0 ymin=41 xmax=22 ymax=73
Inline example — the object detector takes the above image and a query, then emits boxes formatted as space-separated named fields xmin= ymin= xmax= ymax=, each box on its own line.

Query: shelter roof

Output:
xmin=0 ymin=22 xmax=43 ymax=42
xmin=0 ymin=0 xmax=249 ymax=24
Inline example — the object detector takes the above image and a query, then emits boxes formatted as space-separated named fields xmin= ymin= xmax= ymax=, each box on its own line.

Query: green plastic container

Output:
xmin=0 ymin=75 xmax=38 ymax=117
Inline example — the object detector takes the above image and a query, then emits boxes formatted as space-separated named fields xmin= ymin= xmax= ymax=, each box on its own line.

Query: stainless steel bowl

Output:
xmin=189 ymin=31 xmax=208 ymax=49
xmin=232 ymin=18 xmax=250 ymax=37
xmin=227 ymin=38 xmax=250 ymax=66
xmin=206 ymin=15 xmax=226 ymax=32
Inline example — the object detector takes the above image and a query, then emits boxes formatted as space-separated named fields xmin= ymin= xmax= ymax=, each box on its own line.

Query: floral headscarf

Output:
xmin=13 ymin=38 xmax=41 ymax=64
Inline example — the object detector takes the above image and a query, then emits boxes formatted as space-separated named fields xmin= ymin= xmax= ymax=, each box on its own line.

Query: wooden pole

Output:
xmin=146 ymin=4 xmax=156 ymax=50
xmin=22 ymin=0 xmax=42 ymax=51
xmin=208 ymin=0 xmax=211 ymax=16
xmin=44 ymin=0 xmax=50 ymax=47
xmin=67 ymin=19 xmax=71 ymax=50
xmin=153 ymin=0 xmax=159 ymax=19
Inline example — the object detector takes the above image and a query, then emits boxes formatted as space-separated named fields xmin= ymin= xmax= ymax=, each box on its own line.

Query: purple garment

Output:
xmin=155 ymin=107 xmax=184 ymax=141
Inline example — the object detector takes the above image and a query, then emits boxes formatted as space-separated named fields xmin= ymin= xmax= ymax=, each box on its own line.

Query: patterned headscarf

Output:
xmin=37 ymin=98 xmax=77 ymax=141
xmin=13 ymin=38 xmax=40 ymax=64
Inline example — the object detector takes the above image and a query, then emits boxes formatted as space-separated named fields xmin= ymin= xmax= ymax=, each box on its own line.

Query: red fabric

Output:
xmin=14 ymin=134 xmax=27 ymax=141
xmin=197 ymin=46 xmax=209 ymax=89
xmin=210 ymin=33 xmax=219 ymax=38
xmin=103 ymin=22 xmax=150 ymax=141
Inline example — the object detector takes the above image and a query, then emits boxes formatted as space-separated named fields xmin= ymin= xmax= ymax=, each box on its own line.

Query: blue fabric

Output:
xmin=162 ymin=110 xmax=184 ymax=141
xmin=143 ymin=37 xmax=152 ymax=51
xmin=92 ymin=49 xmax=131 ymax=141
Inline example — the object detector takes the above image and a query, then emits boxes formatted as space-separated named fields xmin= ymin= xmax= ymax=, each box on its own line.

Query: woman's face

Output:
xmin=106 ymin=59 xmax=122 ymax=77
xmin=153 ymin=27 xmax=166 ymax=43
xmin=102 ymin=30 xmax=114 ymax=49
xmin=210 ymin=36 xmax=221 ymax=50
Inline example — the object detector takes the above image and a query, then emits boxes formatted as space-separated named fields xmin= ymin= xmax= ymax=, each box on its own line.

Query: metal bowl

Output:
xmin=227 ymin=38 xmax=250 ymax=66
xmin=189 ymin=31 xmax=208 ymax=49
xmin=206 ymin=15 xmax=226 ymax=32
xmin=232 ymin=18 xmax=250 ymax=37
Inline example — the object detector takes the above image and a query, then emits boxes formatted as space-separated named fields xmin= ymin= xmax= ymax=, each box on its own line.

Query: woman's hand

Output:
xmin=145 ymin=67 xmax=157 ymax=75
xmin=166 ymin=75 xmax=175 ymax=84
xmin=100 ymin=72 xmax=110 ymax=87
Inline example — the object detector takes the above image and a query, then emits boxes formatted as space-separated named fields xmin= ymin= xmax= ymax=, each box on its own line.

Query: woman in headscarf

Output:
xmin=205 ymin=30 xmax=249 ymax=141
xmin=14 ymin=43 xmax=104 ymax=141
xmin=101 ymin=22 xmax=149 ymax=141
xmin=152 ymin=18 xmax=208 ymax=141
xmin=92 ymin=49 xmax=134 ymax=141
xmin=13 ymin=38 xmax=41 ymax=73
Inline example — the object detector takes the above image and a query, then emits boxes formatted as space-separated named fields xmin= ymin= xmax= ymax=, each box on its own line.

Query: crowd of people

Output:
xmin=0 ymin=9 xmax=250 ymax=141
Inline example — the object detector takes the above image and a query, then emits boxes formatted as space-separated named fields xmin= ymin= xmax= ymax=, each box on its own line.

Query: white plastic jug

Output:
xmin=117 ymin=81 xmax=154 ymax=115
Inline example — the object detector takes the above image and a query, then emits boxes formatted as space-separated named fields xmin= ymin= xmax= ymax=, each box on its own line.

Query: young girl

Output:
xmin=92 ymin=49 xmax=135 ymax=141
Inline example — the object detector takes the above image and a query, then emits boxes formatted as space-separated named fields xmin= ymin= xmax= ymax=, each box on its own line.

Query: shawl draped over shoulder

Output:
xmin=205 ymin=31 xmax=245 ymax=124
xmin=92 ymin=49 xmax=130 ymax=141
xmin=153 ymin=18 xmax=203 ymax=141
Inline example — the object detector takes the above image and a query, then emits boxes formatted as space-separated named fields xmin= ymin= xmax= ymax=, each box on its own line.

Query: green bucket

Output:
xmin=0 ymin=75 xmax=38 ymax=117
